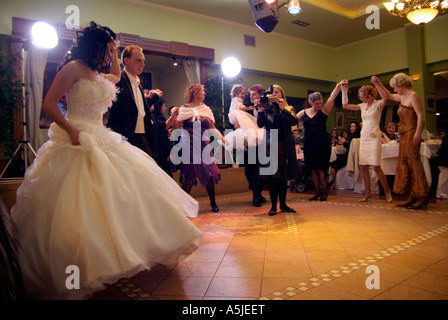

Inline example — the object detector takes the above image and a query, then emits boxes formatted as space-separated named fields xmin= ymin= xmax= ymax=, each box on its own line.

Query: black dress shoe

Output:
xmin=252 ymin=198 xmax=261 ymax=207
xmin=258 ymin=196 xmax=267 ymax=203
xmin=320 ymin=193 xmax=328 ymax=201
xmin=211 ymin=203 xmax=219 ymax=212
xmin=268 ymin=209 xmax=277 ymax=216
xmin=280 ymin=206 xmax=296 ymax=213
xmin=309 ymin=193 xmax=322 ymax=201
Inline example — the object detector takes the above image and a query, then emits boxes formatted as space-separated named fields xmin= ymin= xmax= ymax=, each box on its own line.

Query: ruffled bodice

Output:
xmin=65 ymin=76 xmax=118 ymax=124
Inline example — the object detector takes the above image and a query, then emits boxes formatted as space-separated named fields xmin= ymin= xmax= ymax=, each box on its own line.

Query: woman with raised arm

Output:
xmin=296 ymin=80 xmax=347 ymax=201
xmin=372 ymin=74 xmax=429 ymax=209
xmin=11 ymin=22 xmax=202 ymax=299
xmin=341 ymin=81 xmax=393 ymax=203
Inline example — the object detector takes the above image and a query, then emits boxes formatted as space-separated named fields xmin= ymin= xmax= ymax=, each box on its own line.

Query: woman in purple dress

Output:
xmin=173 ymin=84 xmax=226 ymax=212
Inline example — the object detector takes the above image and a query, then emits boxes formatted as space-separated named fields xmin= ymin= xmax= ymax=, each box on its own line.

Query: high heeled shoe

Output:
xmin=359 ymin=194 xmax=372 ymax=202
xmin=320 ymin=193 xmax=328 ymax=201
xmin=407 ymin=197 xmax=428 ymax=210
xmin=385 ymin=193 xmax=393 ymax=203
xmin=211 ymin=202 xmax=219 ymax=212
xmin=396 ymin=198 xmax=417 ymax=208
xmin=309 ymin=193 xmax=322 ymax=201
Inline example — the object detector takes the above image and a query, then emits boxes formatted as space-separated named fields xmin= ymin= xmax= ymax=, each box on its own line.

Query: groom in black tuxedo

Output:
xmin=107 ymin=45 xmax=162 ymax=158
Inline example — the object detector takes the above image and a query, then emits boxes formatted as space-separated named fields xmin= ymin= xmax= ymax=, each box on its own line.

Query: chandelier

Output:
xmin=383 ymin=0 xmax=448 ymax=24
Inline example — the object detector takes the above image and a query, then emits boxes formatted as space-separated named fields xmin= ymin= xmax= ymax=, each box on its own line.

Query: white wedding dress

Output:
xmin=11 ymin=75 xmax=202 ymax=299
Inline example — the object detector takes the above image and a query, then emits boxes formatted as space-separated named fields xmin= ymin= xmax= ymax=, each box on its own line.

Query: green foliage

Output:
xmin=0 ymin=50 xmax=22 ymax=158
xmin=204 ymin=75 xmax=242 ymax=132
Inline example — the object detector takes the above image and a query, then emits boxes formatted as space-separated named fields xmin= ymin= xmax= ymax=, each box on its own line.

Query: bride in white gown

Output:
xmin=10 ymin=22 xmax=202 ymax=300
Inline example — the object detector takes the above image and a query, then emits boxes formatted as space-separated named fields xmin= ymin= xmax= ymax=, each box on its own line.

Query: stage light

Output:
xmin=31 ymin=21 xmax=58 ymax=49
xmin=248 ymin=0 xmax=279 ymax=33
xmin=249 ymin=1 xmax=303 ymax=33
xmin=172 ymin=57 xmax=178 ymax=66
xmin=221 ymin=57 xmax=241 ymax=78
xmin=221 ymin=56 xmax=241 ymax=130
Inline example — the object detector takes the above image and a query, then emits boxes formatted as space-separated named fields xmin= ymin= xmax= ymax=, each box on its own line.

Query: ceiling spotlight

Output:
xmin=172 ymin=57 xmax=178 ymax=66
xmin=287 ymin=0 xmax=302 ymax=15
xmin=248 ymin=0 xmax=303 ymax=33
xmin=249 ymin=0 xmax=279 ymax=33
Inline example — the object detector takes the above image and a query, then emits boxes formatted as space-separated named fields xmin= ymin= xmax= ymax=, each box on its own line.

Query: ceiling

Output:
xmin=127 ymin=0 xmax=411 ymax=48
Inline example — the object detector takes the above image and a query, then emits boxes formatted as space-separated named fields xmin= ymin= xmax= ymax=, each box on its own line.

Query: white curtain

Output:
xmin=183 ymin=59 xmax=200 ymax=85
xmin=24 ymin=45 xmax=48 ymax=155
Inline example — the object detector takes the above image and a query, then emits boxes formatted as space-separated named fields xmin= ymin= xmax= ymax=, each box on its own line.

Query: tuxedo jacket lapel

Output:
xmin=121 ymin=71 xmax=138 ymax=110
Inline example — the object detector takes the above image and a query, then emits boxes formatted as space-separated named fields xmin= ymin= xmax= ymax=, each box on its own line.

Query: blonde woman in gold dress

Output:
xmin=372 ymin=74 xmax=429 ymax=209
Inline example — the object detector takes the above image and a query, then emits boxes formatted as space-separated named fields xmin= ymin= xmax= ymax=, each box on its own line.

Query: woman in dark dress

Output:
xmin=297 ymin=80 xmax=347 ymax=201
xmin=173 ymin=84 xmax=226 ymax=212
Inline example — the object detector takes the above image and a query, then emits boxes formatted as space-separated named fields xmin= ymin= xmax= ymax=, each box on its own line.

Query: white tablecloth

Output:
xmin=380 ymin=141 xmax=440 ymax=186
xmin=337 ymin=139 xmax=439 ymax=192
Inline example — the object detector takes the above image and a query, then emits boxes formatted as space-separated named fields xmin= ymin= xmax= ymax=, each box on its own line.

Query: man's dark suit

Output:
xmin=107 ymin=70 xmax=160 ymax=158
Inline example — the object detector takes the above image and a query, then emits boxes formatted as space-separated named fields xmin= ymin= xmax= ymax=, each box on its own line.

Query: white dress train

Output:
xmin=11 ymin=76 xmax=203 ymax=299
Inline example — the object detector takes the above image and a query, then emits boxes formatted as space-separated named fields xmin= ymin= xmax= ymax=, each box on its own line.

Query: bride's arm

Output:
xmin=103 ymin=41 xmax=121 ymax=84
xmin=42 ymin=61 xmax=82 ymax=145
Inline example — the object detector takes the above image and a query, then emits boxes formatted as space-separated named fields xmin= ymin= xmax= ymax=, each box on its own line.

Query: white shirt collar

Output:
xmin=124 ymin=69 xmax=140 ymax=85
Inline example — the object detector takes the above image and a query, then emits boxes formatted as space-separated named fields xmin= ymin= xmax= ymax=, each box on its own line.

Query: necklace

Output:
xmin=402 ymin=89 xmax=412 ymax=100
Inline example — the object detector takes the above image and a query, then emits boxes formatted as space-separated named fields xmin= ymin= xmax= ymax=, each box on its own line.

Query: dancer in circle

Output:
xmin=173 ymin=84 xmax=226 ymax=212
xmin=341 ymin=81 xmax=393 ymax=203
xmin=297 ymin=80 xmax=347 ymax=201
xmin=372 ymin=74 xmax=429 ymax=209
xmin=11 ymin=22 xmax=202 ymax=299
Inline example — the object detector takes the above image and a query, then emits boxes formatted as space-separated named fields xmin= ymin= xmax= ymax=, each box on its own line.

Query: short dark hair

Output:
xmin=249 ymin=84 xmax=264 ymax=95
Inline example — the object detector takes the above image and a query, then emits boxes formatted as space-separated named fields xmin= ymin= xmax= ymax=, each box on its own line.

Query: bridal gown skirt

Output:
xmin=11 ymin=119 xmax=203 ymax=299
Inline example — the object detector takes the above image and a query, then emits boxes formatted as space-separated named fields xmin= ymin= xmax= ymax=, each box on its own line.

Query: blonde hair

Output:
xmin=230 ymin=84 xmax=245 ymax=98
xmin=273 ymin=84 xmax=292 ymax=111
xmin=358 ymin=85 xmax=378 ymax=100
xmin=184 ymin=84 xmax=204 ymax=104
xmin=389 ymin=73 xmax=413 ymax=89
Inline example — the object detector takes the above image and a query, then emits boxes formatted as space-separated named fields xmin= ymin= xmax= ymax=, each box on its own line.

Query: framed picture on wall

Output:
xmin=425 ymin=93 xmax=436 ymax=112
xmin=346 ymin=110 xmax=357 ymax=119
xmin=336 ymin=111 xmax=344 ymax=129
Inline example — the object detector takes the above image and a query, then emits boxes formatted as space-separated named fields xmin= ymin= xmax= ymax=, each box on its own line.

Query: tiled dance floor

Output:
xmin=90 ymin=189 xmax=448 ymax=300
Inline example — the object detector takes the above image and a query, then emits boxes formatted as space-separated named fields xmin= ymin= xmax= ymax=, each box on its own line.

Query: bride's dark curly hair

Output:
xmin=58 ymin=21 xmax=116 ymax=73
